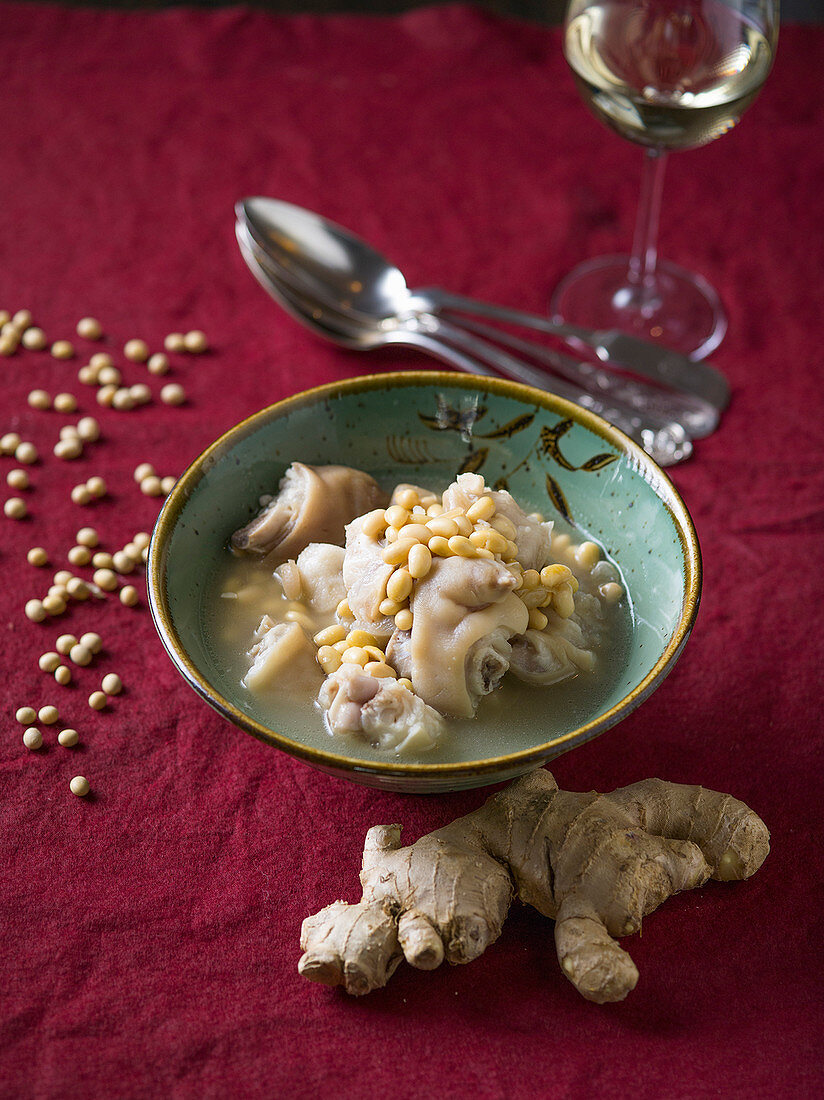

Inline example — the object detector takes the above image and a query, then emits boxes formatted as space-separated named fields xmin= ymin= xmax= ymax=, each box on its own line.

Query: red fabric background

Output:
xmin=1 ymin=4 xmax=822 ymax=1097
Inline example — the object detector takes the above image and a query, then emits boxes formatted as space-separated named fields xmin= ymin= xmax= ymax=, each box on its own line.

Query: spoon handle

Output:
xmin=420 ymin=287 xmax=730 ymax=411
xmin=428 ymin=318 xmax=692 ymax=466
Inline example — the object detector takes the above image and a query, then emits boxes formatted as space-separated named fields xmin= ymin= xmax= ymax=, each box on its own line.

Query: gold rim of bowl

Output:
xmin=148 ymin=370 xmax=702 ymax=779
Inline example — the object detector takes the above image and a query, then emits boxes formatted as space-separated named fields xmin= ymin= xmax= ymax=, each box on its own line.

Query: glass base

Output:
xmin=550 ymin=254 xmax=727 ymax=361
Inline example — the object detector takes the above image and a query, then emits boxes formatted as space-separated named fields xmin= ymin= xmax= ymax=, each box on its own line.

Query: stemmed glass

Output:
xmin=551 ymin=0 xmax=779 ymax=359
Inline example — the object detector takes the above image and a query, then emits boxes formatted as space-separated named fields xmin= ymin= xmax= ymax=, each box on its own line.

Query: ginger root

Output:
xmin=298 ymin=769 xmax=769 ymax=1003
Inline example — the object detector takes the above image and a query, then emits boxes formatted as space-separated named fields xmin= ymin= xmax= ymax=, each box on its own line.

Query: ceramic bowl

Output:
xmin=148 ymin=371 xmax=701 ymax=793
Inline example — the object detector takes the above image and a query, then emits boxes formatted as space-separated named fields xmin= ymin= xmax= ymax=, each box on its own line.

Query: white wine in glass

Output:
xmin=551 ymin=0 xmax=779 ymax=359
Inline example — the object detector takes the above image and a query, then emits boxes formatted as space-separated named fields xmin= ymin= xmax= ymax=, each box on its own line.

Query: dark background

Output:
xmin=16 ymin=1 xmax=824 ymax=22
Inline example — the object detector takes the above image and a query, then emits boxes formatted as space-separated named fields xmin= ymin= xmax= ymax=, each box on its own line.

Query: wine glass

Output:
xmin=551 ymin=0 xmax=779 ymax=359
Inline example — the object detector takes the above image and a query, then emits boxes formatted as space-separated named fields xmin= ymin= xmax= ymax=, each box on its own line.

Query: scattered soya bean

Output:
xmin=13 ymin=310 xmax=32 ymax=329
xmin=76 ymin=317 xmax=102 ymax=340
xmin=39 ymin=651 xmax=61 ymax=672
xmin=68 ymin=545 xmax=91 ymax=566
xmin=133 ymin=462 xmax=154 ymax=482
xmin=69 ymin=643 xmax=93 ymax=667
xmin=97 ymin=365 xmax=121 ymax=386
xmin=164 ymin=332 xmax=185 ymax=353
xmin=183 ymin=330 xmax=208 ymax=353
xmin=38 ymin=705 xmax=59 ymax=725
xmin=76 ymin=527 xmax=98 ymax=548
xmin=27 ymin=389 xmax=51 ymax=410
xmin=69 ymin=775 xmax=90 ymax=797
xmin=60 ymin=425 xmax=80 ymax=441
xmin=89 ymin=352 xmax=112 ymax=370
xmin=91 ymin=552 xmax=113 ymax=569
xmin=16 ymin=706 xmax=36 ymax=725
xmin=66 ymin=577 xmax=90 ymax=600
xmin=88 ymin=691 xmax=107 ymax=711
xmin=23 ymin=728 xmax=43 ymax=751
xmin=96 ymin=384 xmax=118 ymax=407
xmin=21 ymin=327 xmax=47 ymax=350
xmin=111 ymin=551 xmax=133 ymax=575
xmin=76 ymin=416 xmax=100 ymax=442
xmin=129 ymin=383 xmax=151 ymax=406
xmin=124 ymin=338 xmax=149 ymax=363
xmin=42 ymin=593 xmax=66 ymax=616
xmin=27 ymin=546 xmax=48 ymax=566
xmin=85 ymin=476 xmax=106 ymax=499
xmin=54 ymin=393 xmax=78 ymax=414
xmin=54 ymin=665 xmax=71 ymax=686
xmin=160 ymin=476 xmax=176 ymax=495
xmin=140 ymin=475 xmax=163 ymax=497
xmin=58 ymin=727 xmax=79 ymax=747
xmin=56 ymin=633 xmax=78 ymax=655
xmin=54 ymin=438 xmax=83 ymax=460
xmin=15 ymin=441 xmax=38 ymax=464
xmin=92 ymin=568 xmax=118 ymax=591
xmin=147 ymin=352 xmax=169 ymax=375
xmin=160 ymin=383 xmax=185 ymax=406
xmin=101 ymin=673 xmax=122 ymax=695
xmin=119 ymin=585 xmax=139 ymax=606
xmin=78 ymin=366 xmax=98 ymax=385
xmin=5 ymin=497 xmax=27 ymax=519
xmin=112 ymin=388 xmax=135 ymax=411
xmin=25 ymin=598 xmax=47 ymax=622
xmin=51 ymin=340 xmax=75 ymax=360
xmin=79 ymin=632 xmax=102 ymax=654
xmin=1 ymin=432 xmax=22 ymax=455
xmin=71 ymin=484 xmax=92 ymax=505
xmin=53 ymin=570 xmax=73 ymax=586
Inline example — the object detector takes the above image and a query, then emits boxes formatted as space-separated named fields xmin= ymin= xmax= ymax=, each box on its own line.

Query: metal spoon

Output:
xmin=238 ymin=197 xmax=730 ymax=410
xmin=236 ymin=223 xmax=693 ymax=466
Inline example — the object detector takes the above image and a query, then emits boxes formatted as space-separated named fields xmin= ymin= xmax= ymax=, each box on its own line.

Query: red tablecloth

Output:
xmin=1 ymin=4 xmax=822 ymax=1097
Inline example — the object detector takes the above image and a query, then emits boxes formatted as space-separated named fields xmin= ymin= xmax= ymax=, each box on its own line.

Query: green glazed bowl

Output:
xmin=148 ymin=371 xmax=701 ymax=793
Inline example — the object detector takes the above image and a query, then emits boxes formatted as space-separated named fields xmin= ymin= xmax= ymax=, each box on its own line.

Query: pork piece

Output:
xmin=318 ymin=664 xmax=444 ymax=754
xmin=397 ymin=556 xmax=529 ymax=718
xmin=274 ymin=543 xmax=346 ymax=617
xmin=442 ymin=472 xmax=553 ymax=571
xmin=342 ymin=514 xmax=394 ymax=628
xmin=231 ymin=463 xmax=386 ymax=564
xmin=243 ymin=616 xmax=320 ymax=693
xmin=509 ymin=596 xmax=602 ymax=686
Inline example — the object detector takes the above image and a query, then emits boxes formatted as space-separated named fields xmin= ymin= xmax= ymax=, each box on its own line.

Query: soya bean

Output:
xmin=160 ymin=383 xmax=186 ymax=406
xmin=124 ymin=339 xmax=149 ymax=363
xmin=345 ymin=629 xmax=378 ymax=649
xmin=76 ymin=317 xmax=103 ymax=340
xmin=397 ymin=523 xmax=431 ymax=543
xmin=160 ymin=476 xmax=176 ymax=495
xmin=133 ymin=462 xmax=154 ymax=482
xmin=394 ymin=608 xmax=413 ymax=632
xmin=27 ymin=546 xmax=48 ymax=566
xmin=447 ymin=535 xmax=477 ymax=558
xmin=132 ymin=532 xmax=150 ymax=550
xmin=58 ymin=727 xmax=79 ymax=747
xmin=164 ymin=332 xmax=185 ymax=353
xmin=386 ymin=568 xmax=413 ymax=603
xmin=316 ymin=646 xmax=342 ymax=674
xmin=600 ymin=581 xmax=624 ymax=604
xmin=68 ymin=546 xmax=91 ymax=567
xmin=364 ymin=661 xmax=396 ymax=679
xmin=1 ymin=432 xmax=22 ymax=454
xmin=28 ymin=389 xmax=51 ymax=409
xmin=69 ymin=775 xmax=90 ymax=796
xmin=53 ymin=570 xmax=73 ymax=585
xmin=183 ymin=330 xmax=208 ymax=353
xmin=12 ymin=309 xmax=32 ymax=329
xmin=76 ymin=527 xmax=98 ymax=548
xmin=129 ymin=383 xmax=151 ymax=405
xmin=21 ymin=327 xmax=48 ymax=350
xmin=14 ymin=441 xmax=38 ymax=464
xmin=51 ymin=340 xmax=75 ymax=360
xmin=382 ymin=537 xmax=418 ymax=567
xmin=16 ymin=706 xmax=37 ymax=725
xmin=76 ymin=416 xmax=100 ymax=442
xmin=97 ymin=365 xmax=121 ymax=386
xmin=92 ymin=568 xmax=118 ymax=591
xmin=427 ymin=535 xmax=451 ymax=558
xmin=79 ymin=632 xmax=102 ymax=654
xmin=140 ymin=475 xmax=162 ymax=497
xmin=23 ymin=728 xmax=43 ymax=750
xmin=78 ymin=365 xmax=98 ymax=385
xmin=407 ymin=542 xmax=432 ymax=579
xmin=66 ymin=577 xmax=90 ymax=600
xmin=88 ymin=691 xmax=107 ymax=711
xmin=378 ymin=597 xmax=402 ymax=618
xmin=89 ymin=352 xmax=113 ymax=370
xmin=313 ymin=625 xmax=347 ymax=647
xmin=528 ymin=608 xmax=548 ymax=631
xmin=54 ymin=665 xmax=71 ymax=686
xmin=86 ymin=476 xmax=106 ymax=498
xmin=119 ymin=586 xmax=138 ymax=607
xmin=56 ymin=634 xmax=78 ymax=655
xmin=574 ymin=541 xmax=601 ymax=571
xmin=38 ymin=705 xmax=59 ymax=725
xmin=112 ymin=388 xmax=135 ymax=411
xmin=426 ymin=516 xmax=460 ymax=539
xmin=96 ymin=384 xmax=118 ymax=407
xmin=69 ymin=644 xmax=93 ymax=667
xmin=147 ymin=353 xmax=169 ymax=375
xmin=25 ymin=598 xmax=47 ymax=622
xmin=54 ymin=393 xmax=77 ymax=414
xmin=466 ymin=495 xmax=496 ymax=523
xmin=384 ymin=505 xmax=409 ymax=529
xmin=101 ymin=673 xmax=122 ymax=695
xmin=42 ymin=594 xmax=66 ymax=615
xmin=341 ymin=646 xmax=370 ymax=668
xmin=54 ymin=438 xmax=83 ymax=460
xmin=5 ymin=497 xmax=27 ymax=519
xmin=397 ymin=678 xmax=414 ymax=692
xmin=71 ymin=485 xmax=92 ymax=506
xmin=39 ymin=651 xmax=61 ymax=672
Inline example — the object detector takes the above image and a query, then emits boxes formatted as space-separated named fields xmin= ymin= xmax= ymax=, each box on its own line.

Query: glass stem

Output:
xmin=627 ymin=147 xmax=667 ymax=307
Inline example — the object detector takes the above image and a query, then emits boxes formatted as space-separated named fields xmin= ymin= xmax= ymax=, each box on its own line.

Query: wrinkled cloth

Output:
xmin=1 ymin=5 xmax=823 ymax=1098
